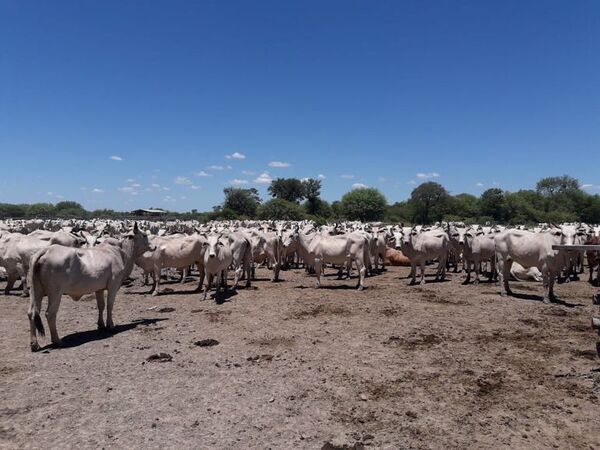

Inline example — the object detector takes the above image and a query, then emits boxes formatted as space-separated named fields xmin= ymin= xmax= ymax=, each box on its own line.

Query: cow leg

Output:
xmin=46 ymin=292 xmax=63 ymax=346
xmin=356 ymin=261 xmax=366 ymax=291
xmin=222 ymin=269 xmax=228 ymax=292
xmin=545 ymin=271 xmax=558 ymax=303
xmin=314 ymin=258 xmax=322 ymax=288
xmin=105 ymin=290 xmax=117 ymax=330
xmin=5 ymin=272 xmax=18 ymax=295
xmin=180 ymin=267 xmax=188 ymax=284
xmin=96 ymin=290 xmax=106 ymax=330
xmin=151 ymin=265 xmax=161 ymax=296
xmin=419 ymin=262 xmax=426 ymax=285
xmin=438 ymin=256 xmax=447 ymax=281
xmin=20 ymin=274 xmax=29 ymax=297
xmin=195 ymin=263 xmax=205 ymax=292
xmin=203 ymin=273 xmax=213 ymax=300
xmin=497 ymin=257 xmax=512 ymax=297
xmin=408 ymin=263 xmax=416 ymax=285
xmin=27 ymin=288 xmax=44 ymax=352
xmin=233 ymin=266 xmax=241 ymax=289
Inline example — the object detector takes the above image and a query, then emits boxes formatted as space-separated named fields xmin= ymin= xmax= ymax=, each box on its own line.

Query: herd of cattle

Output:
xmin=1 ymin=218 xmax=599 ymax=352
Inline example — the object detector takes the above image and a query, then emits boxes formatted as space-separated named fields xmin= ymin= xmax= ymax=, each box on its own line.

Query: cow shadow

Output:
xmin=206 ymin=289 xmax=238 ymax=305
xmin=509 ymin=292 xmax=582 ymax=308
xmin=41 ymin=318 xmax=168 ymax=351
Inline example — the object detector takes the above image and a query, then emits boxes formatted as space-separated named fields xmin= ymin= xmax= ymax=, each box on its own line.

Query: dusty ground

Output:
xmin=1 ymin=265 xmax=600 ymax=450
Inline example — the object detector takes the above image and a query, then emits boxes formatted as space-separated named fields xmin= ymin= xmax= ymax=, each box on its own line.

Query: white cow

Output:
xmin=494 ymin=225 xmax=576 ymax=302
xmin=463 ymin=227 xmax=496 ymax=284
xmin=27 ymin=223 xmax=153 ymax=351
xmin=400 ymin=227 xmax=449 ymax=285
xmin=202 ymin=234 xmax=233 ymax=300
xmin=309 ymin=232 xmax=369 ymax=290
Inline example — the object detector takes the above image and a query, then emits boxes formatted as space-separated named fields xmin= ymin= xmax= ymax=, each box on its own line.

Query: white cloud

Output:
xmin=229 ymin=179 xmax=249 ymax=185
xmin=416 ymin=172 xmax=440 ymax=179
xmin=151 ymin=183 xmax=161 ymax=188
xmin=47 ymin=191 xmax=53 ymax=196
xmin=190 ymin=185 xmax=201 ymax=190
xmin=408 ymin=180 xmax=416 ymax=185
xmin=174 ymin=176 xmax=192 ymax=185
xmin=194 ymin=171 xmax=212 ymax=177
xmin=225 ymin=152 xmax=246 ymax=160
xmin=268 ymin=161 xmax=291 ymax=168
xmin=352 ymin=183 xmax=369 ymax=189
xmin=242 ymin=170 xmax=256 ymax=176
xmin=131 ymin=183 xmax=141 ymax=188
xmin=162 ymin=195 xmax=176 ymax=203
xmin=582 ymin=184 xmax=594 ymax=188
xmin=378 ymin=177 xmax=387 ymax=182
xmin=110 ymin=155 xmax=123 ymax=161
xmin=126 ymin=178 xmax=136 ymax=183
xmin=476 ymin=182 xmax=484 ymax=187
xmin=254 ymin=172 xmax=273 ymax=184
xmin=180 ymin=196 xmax=187 ymax=200
xmin=118 ymin=186 xmax=136 ymax=193
xmin=92 ymin=188 xmax=104 ymax=193
xmin=162 ymin=187 xmax=170 ymax=191
xmin=208 ymin=165 xmax=231 ymax=171
xmin=318 ymin=174 xmax=326 ymax=179
xmin=80 ymin=187 xmax=88 ymax=191
xmin=340 ymin=174 xmax=354 ymax=179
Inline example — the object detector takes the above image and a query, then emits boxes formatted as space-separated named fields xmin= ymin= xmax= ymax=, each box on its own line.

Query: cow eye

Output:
xmin=554 ymin=232 xmax=562 ymax=236
xmin=452 ymin=233 xmax=459 ymax=237
xmin=465 ymin=233 xmax=472 ymax=238
xmin=202 ymin=242 xmax=208 ymax=247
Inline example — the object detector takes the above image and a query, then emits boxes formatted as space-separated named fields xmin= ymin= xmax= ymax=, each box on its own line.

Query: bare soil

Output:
xmin=1 ymin=266 xmax=599 ymax=449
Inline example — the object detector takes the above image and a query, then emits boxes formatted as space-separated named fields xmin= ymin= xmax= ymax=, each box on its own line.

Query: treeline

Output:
xmin=2 ymin=175 xmax=600 ymax=225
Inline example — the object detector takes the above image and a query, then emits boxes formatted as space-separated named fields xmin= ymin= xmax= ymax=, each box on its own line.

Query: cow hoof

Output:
xmin=357 ymin=285 xmax=364 ymax=291
xmin=542 ymin=297 xmax=552 ymax=304
xmin=30 ymin=342 xmax=41 ymax=352
xmin=98 ymin=323 xmax=107 ymax=331
xmin=151 ymin=291 xmax=159 ymax=297
xmin=500 ymin=292 xmax=508 ymax=297
xmin=52 ymin=339 xmax=64 ymax=348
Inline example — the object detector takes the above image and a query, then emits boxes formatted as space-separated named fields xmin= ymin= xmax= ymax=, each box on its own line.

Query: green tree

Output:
xmin=303 ymin=198 xmax=332 ymax=218
xmin=386 ymin=201 xmax=413 ymax=224
xmin=25 ymin=203 xmax=56 ymax=218
xmin=302 ymin=178 xmax=322 ymax=215
xmin=450 ymin=193 xmax=479 ymax=219
xmin=536 ymin=175 xmax=580 ymax=197
xmin=54 ymin=201 xmax=88 ymax=218
xmin=268 ymin=178 xmax=305 ymax=203
xmin=408 ymin=182 xmax=449 ymax=224
xmin=223 ymin=187 xmax=260 ymax=217
xmin=504 ymin=190 xmax=544 ymax=224
xmin=340 ymin=187 xmax=387 ymax=222
xmin=0 ymin=203 xmax=27 ymax=218
xmin=257 ymin=199 xmax=305 ymax=220
xmin=479 ymin=188 xmax=507 ymax=222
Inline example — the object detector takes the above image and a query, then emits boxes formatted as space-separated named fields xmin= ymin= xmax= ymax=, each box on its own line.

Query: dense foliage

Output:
xmin=3 ymin=175 xmax=600 ymax=224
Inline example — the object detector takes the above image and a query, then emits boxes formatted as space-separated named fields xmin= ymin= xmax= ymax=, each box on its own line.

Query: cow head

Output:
xmin=205 ymin=233 xmax=224 ymax=259
xmin=463 ymin=227 xmax=484 ymax=249
xmin=448 ymin=224 xmax=467 ymax=246
xmin=129 ymin=222 xmax=155 ymax=255
xmin=282 ymin=230 xmax=298 ymax=249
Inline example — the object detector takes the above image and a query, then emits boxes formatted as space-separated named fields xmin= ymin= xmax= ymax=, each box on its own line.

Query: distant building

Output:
xmin=130 ymin=208 xmax=168 ymax=217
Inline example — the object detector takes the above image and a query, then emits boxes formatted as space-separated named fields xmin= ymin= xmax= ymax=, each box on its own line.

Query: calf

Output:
xmin=202 ymin=234 xmax=233 ymax=300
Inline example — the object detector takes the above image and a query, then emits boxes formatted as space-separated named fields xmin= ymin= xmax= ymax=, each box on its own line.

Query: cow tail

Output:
xmin=29 ymin=249 xmax=46 ymax=337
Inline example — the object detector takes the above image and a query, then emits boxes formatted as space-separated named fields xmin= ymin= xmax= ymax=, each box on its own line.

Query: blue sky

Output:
xmin=1 ymin=1 xmax=599 ymax=212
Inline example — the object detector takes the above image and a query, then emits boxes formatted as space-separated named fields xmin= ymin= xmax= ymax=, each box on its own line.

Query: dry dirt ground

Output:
xmin=1 ymin=265 xmax=600 ymax=449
